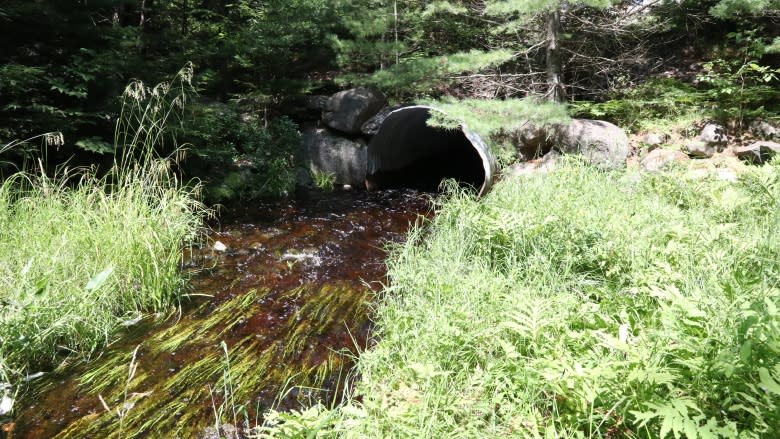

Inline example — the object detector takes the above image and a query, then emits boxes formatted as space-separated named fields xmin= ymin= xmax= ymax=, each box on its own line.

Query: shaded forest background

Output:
xmin=1 ymin=0 xmax=778 ymax=200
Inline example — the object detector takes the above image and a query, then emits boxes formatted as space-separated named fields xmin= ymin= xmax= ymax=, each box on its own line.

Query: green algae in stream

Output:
xmin=76 ymin=289 xmax=260 ymax=401
xmin=48 ymin=283 xmax=370 ymax=438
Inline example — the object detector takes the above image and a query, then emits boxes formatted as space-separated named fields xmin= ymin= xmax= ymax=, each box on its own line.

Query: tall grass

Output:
xmin=261 ymin=159 xmax=780 ymax=438
xmin=0 ymin=65 xmax=207 ymax=409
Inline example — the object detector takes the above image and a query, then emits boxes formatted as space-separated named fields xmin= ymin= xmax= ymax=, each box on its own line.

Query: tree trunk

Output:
xmin=545 ymin=10 xmax=566 ymax=103
xmin=181 ymin=0 xmax=188 ymax=36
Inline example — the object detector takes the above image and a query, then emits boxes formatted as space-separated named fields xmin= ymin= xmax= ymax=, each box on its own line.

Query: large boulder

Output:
xmin=553 ymin=119 xmax=630 ymax=169
xmin=322 ymin=87 xmax=386 ymax=135
xmin=302 ymin=125 xmax=367 ymax=186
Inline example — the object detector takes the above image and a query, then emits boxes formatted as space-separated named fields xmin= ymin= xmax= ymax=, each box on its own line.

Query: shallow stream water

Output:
xmin=9 ymin=189 xmax=431 ymax=438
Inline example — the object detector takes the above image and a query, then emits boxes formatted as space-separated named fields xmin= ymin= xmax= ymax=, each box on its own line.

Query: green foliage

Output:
xmin=311 ymin=169 xmax=337 ymax=192
xmin=0 ymin=0 xmax=336 ymax=173
xmin=330 ymin=0 xmax=503 ymax=99
xmin=571 ymin=46 xmax=779 ymax=132
xmin=427 ymin=97 xmax=569 ymax=134
xmin=263 ymin=162 xmax=780 ymax=437
xmin=696 ymin=32 xmax=780 ymax=127
xmin=767 ymin=38 xmax=780 ymax=54
xmin=0 ymin=72 xmax=207 ymax=409
xmin=183 ymin=106 xmax=300 ymax=202
xmin=426 ymin=97 xmax=569 ymax=164
xmin=350 ymin=49 xmax=515 ymax=98
xmin=570 ymin=79 xmax=706 ymax=130
xmin=709 ymin=0 xmax=780 ymax=18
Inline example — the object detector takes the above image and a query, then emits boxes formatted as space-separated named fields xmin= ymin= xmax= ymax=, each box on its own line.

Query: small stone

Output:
xmin=212 ymin=241 xmax=228 ymax=252
xmin=641 ymin=133 xmax=666 ymax=148
xmin=640 ymin=148 xmax=690 ymax=172
xmin=506 ymin=150 xmax=560 ymax=177
xmin=0 ymin=395 xmax=13 ymax=416
xmin=683 ymin=123 xmax=728 ymax=158
xmin=684 ymin=140 xmax=716 ymax=158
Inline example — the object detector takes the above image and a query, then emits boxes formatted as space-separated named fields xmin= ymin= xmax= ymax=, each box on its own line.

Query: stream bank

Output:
xmin=10 ymin=189 xmax=431 ymax=438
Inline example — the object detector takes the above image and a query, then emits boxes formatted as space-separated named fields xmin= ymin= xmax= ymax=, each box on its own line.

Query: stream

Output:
xmin=10 ymin=189 xmax=431 ymax=438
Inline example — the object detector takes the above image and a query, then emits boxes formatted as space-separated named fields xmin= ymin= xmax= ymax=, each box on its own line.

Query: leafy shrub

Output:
xmin=182 ymin=103 xmax=299 ymax=202
xmin=572 ymin=31 xmax=780 ymax=133
xmin=570 ymin=78 xmax=707 ymax=132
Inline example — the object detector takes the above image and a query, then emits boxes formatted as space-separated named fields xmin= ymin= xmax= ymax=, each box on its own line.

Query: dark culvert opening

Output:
xmin=366 ymin=106 xmax=493 ymax=194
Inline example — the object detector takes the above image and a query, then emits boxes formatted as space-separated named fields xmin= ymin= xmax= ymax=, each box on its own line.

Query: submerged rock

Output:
xmin=199 ymin=423 xmax=245 ymax=439
xmin=0 ymin=395 xmax=13 ymax=416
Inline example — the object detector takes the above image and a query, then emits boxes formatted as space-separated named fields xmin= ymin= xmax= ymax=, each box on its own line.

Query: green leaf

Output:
xmin=758 ymin=367 xmax=780 ymax=395
xmin=739 ymin=340 xmax=752 ymax=363
xmin=86 ymin=266 xmax=114 ymax=292
xmin=75 ymin=137 xmax=114 ymax=154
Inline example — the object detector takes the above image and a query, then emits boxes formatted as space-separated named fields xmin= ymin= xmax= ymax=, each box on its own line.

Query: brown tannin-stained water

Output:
xmin=11 ymin=189 xmax=431 ymax=439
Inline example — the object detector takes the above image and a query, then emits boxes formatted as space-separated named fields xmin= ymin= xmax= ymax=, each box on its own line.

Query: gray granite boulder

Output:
xmin=553 ymin=119 xmax=630 ymax=169
xmin=302 ymin=125 xmax=367 ymax=186
xmin=323 ymin=88 xmax=386 ymax=135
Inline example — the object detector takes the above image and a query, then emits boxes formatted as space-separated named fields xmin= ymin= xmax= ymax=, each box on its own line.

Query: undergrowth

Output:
xmin=260 ymin=159 xmax=780 ymax=438
xmin=0 ymin=65 xmax=207 ymax=413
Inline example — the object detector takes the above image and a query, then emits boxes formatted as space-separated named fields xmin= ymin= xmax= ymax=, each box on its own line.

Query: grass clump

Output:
xmin=311 ymin=169 xmax=337 ymax=192
xmin=0 ymin=65 xmax=207 ymax=407
xmin=262 ymin=160 xmax=780 ymax=438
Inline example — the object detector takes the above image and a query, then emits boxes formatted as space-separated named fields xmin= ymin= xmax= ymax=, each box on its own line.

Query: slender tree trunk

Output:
xmin=545 ymin=9 xmax=566 ymax=102
xmin=181 ymin=0 xmax=188 ymax=36
xmin=394 ymin=0 xmax=399 ymax=65
xmin=139 ymin=0 xmax=146 ymax=28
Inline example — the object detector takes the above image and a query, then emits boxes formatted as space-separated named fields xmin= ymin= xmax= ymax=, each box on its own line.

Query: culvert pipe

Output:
xmin=365 ymin=105 xmax=495 ymax=195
